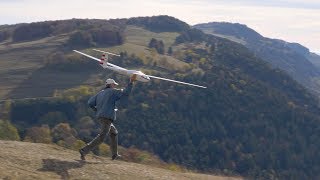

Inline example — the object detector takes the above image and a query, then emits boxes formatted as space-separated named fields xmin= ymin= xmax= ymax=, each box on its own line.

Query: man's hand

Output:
xmin=130 ymin=74 xmax=137 ymax=83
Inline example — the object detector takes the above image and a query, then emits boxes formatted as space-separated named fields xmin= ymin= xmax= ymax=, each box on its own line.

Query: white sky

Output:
xmin=0 ymin=0 xmax=319 ymax=53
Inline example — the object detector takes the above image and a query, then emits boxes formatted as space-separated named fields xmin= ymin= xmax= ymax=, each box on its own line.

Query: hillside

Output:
xmin=0 ymin=17 xmax=185 ymax=99
xmin=1 ymin=16 xmax=320 ymax=179
xmin=0 ymin=140 xmax=239 ymax=179
xmin=194 ymin=22 xmax=320 ymax=96
xmin=308 ymin=52 xmax=320 ymax=69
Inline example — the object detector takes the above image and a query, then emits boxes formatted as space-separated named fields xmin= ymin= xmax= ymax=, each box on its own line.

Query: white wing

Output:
xmin=73 ymin=50 xmax=207 ymax=88
xmin=147 ymin=75 xmax=207 ymax=89
xmin=93 ymin=49 xmax=120 ymax=56
xmin=73 ymin=50 xmax=101 ymax=62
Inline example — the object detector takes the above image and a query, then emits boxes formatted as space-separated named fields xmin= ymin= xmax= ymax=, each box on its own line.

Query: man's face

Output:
xmin=110 ymin=84 xmax=116 ymax=88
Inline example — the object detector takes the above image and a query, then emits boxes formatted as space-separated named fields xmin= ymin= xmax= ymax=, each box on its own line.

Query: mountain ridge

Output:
xmin=194 ymin=22 xmax=320 ymax=96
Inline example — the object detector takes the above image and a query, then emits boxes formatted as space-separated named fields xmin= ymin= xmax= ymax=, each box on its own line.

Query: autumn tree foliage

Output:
xmin=75 ymin=116 xmax=95 ymax=140
xmin=24 ymin=125 xmax=52 ymax=143
xmin=0 ymin=120 xmax=20 ymax=141
xmin=51 ymin=123 xmax=77 ymax=143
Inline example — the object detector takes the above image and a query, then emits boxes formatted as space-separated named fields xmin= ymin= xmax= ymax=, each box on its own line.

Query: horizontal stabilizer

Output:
xmin=93 ymin=49 xmax=120 ymax=56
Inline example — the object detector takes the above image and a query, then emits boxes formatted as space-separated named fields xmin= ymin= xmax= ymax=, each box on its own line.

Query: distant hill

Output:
xmin=194 ymin=22 xmax=320 ymax=96
xmin=1 ymin=16 xmax=320 ymax=179
xmin=308 ymin=52 xmax=320 ymax=69
xmin=0 ymin=140 xmax=239 ymax=179
xmin=127 ymin=16 xmax=189 ymax=32
xmin=0 ymin=16 xmax=183 ymax=99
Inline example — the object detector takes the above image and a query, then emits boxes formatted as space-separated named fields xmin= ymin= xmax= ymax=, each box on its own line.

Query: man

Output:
xmin=79 ymin=75 xmax=136 ymax=161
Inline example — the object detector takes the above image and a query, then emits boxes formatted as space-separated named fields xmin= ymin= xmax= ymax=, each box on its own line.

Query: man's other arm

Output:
xmin=88 ymin=94 xmax=98 ymax=111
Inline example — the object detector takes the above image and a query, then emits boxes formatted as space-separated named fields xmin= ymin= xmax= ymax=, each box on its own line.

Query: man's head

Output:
xmin=105 ymin=78 xmax=118 ymax=88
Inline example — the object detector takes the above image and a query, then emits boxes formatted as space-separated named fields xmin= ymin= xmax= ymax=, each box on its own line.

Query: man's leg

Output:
xmin=109 ymin=123 xmax=120 ymax=160
xmin=80 ymin=118 xmax=112 ymax=160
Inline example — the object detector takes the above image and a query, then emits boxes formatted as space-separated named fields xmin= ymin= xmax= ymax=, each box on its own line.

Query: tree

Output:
xmin=67 ymin=31 xmax=93 ymax=47
xmin=56 ymin=86 xmax=95 ymax=101
xmin=70 ymin=139 xmax=86 ymax=151
xmin=0 ymin=120 xmax=20 ymax=141
xmin=39 ymin=111 xmax=68 ymax=127
xmin=1 ymin=100 xmax=11 ymax=120
xmin=52 ymin=123 xmax=77 ymax=143
xmin=167 ymin=46 xmax=173 ymax=55
xmin=89 ymin=27 xmax=124 ymax=46
xmin=12 ymin=22 xmax=52 ymax=42
xmin=127 ymin=15 xmax=189 ymax=32
xmin=148 ymin=38 xmax=157 ymax=49
xmin=98 ymin=143 xmax=111 ymax=156
xmin=148 ymin=38 xmax=165 ymax=54
xmin=75 ymin=116 xmax=95 ymax=139
xmin=158 ymin=40 xmax=165 ymax=54
xmin=24 ymin=125 xmax=52 ymax=144
xmin=0 ymin=31 xmax=9 ymax=42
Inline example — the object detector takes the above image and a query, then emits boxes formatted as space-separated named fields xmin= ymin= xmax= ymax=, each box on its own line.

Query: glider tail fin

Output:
xmin=99 ymin=53 xmax=108 ymax=65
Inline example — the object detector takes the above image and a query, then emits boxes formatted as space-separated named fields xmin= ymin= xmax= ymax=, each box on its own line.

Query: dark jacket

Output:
xmin=88 ymin=82 xmax=133 ymax=120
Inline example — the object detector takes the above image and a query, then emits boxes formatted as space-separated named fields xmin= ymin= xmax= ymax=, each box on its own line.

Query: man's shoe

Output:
xmin=112 ymin=154 xmax=121 ymax=160
xmin=79 ymin=149 xmax=86 ymax=161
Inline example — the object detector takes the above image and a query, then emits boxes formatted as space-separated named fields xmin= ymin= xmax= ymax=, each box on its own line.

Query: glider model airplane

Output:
xmin=73 ymin=49 xmax=207 ymax=89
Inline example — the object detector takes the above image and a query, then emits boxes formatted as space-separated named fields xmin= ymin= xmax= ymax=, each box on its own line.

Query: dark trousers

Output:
xmin=81 ymin=117 xmax=118 ymax=156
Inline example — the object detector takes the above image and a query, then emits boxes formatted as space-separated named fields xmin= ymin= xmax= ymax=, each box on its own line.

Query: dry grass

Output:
xmin=198 ymin=28 xmax=246 ymax=45
xmin=0 ymin=140 xmax=242 ymax=180
xmin=125 ymin=25 xmax=179 ymax=48
xmin=0 ymin=35 xmax=68 ymax=99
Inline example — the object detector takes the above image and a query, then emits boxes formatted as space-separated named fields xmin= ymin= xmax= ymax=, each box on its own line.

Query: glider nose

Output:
xmin=145 ymin=75 xmax=150 ymax=81
xmin=136 ymin=74 xmax=150 ymax=82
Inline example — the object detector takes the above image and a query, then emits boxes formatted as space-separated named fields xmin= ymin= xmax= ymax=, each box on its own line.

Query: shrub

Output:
xmin=0 ymin=120 xmax=20 ymax=141
xmin=24 ymin=125 xmax=52 ymax=143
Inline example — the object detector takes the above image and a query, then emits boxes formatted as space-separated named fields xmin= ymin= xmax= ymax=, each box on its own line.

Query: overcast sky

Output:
xmin=1 ymin=0 xmax=319 ymax=53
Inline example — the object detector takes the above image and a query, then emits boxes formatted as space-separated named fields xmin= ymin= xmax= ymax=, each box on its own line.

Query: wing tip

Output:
xmin=196 ymin=86 xmax=207 ymax=89
xmin=148 ymin=75 xmax=207 ymax=89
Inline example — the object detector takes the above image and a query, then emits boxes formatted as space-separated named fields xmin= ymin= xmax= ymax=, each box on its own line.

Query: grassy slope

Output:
xmin=100 ymin=25 xmax=188 ymax=69
xmin=0 ymin=25 xmax=186 ymax=100
xmin=0 ymin=140 xmax=241 ymax=180
xmin=0 ymin=34 xmax=68 ymax=98
xmin=197 ymin=27 xmax=246 ymax=45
